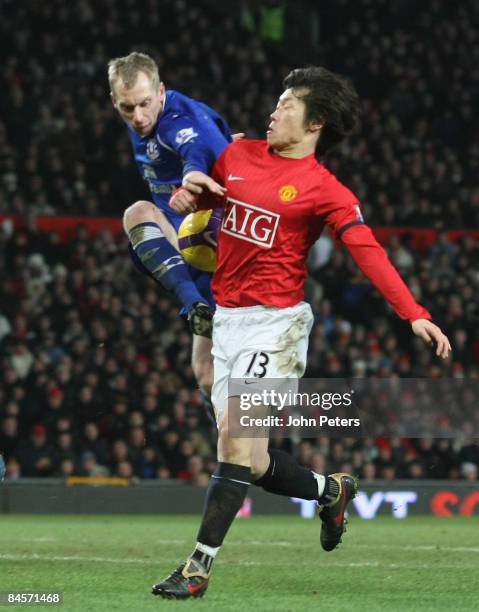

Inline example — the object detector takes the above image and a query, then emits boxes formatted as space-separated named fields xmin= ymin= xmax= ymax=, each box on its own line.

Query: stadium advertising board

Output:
xmin=1 ymin=481 xmax=478 ymax=517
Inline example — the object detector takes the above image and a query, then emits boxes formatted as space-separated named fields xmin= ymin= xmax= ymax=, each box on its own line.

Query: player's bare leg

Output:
xmin=191 ymin=335 xmax=213 ymax=396
xmin=152 ymin=397 xmax=352 ymax=598
xmin=123 ymin=199 xmax=179 ymax=248
xmin=152 ymin=393 xmax=357 ymax=598
xmin=123 ymin=199 xmax=214 ymax=338
xmin=152 ymin=398 xmax=255 ymax=599
xmin=191 ymin=335 xmax=215 ymax=422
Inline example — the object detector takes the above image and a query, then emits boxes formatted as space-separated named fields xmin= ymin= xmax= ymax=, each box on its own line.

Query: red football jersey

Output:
xmin=196 ymin=139 xmax=431 ymax=321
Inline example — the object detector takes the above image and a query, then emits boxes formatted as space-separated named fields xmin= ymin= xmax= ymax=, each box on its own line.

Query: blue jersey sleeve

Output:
xmin=162 ymin=115 xmax=231 ymax=177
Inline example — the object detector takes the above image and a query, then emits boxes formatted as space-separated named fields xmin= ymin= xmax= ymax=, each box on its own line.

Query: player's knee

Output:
xmin=217 ymin=419 xmax=251 ymax=466
xmin=123 ymin=200 xmax=155 ymax=232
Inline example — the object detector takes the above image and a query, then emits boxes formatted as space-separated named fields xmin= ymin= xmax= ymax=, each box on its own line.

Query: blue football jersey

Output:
xmin=128 ymin=90 xmax=232 ymax=214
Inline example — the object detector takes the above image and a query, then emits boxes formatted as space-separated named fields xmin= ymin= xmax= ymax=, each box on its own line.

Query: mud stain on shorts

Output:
xmin=274 ymin=316 xmax=307 ymax=376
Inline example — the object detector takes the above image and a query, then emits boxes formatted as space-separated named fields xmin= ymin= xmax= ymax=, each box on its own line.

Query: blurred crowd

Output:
xmin=0 ymin=221 xmax=216 ymax=483
xmin=0 ymin=221 xmax=477 ymax=481
xmin=1 ymin=0 xmax=478 ymax=225
xmin=321 ymin=0 xmax=479 ymax=229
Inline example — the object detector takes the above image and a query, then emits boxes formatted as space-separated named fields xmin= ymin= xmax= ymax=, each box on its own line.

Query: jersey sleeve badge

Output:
xmin=175 ymin=127 xmax=199 ymax=145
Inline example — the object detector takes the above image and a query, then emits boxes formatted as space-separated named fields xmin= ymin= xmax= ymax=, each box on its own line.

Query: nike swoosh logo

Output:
xmin=228 ymin=174 xmax=245 ymax=181
xmin=244 ymin=380 xmax=258 ymax=385
xmin=187 ymin=581 xmax=206 ymax=594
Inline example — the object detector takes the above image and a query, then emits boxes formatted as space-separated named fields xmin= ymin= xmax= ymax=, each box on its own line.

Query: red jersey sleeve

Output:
xmin=339 ymin=224 xmax=431 ymax=322
xmin=315 ymin=172 xmax=362 ymax=238
xmin=318 ymin=172 xmax=431 ymax=322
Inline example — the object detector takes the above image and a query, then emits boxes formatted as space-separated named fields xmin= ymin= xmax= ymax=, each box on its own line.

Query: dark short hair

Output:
xmin=283 ymin=66 xmax=361 ymax=156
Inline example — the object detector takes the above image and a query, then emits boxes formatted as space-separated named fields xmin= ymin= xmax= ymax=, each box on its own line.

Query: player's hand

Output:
xmin=169 ymin=187 xmax=198 ymax=214
xmin=411 ymin=319 xmax=452 ymax=359
xmin=232 ymin=132 xmax=245 ymax=142
xmin=183 ymin=171 xmax=226 ymax=197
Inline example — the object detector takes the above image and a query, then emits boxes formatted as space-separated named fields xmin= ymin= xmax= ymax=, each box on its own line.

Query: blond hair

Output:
xmin=108 ymin=52 xmax=160 ymax=93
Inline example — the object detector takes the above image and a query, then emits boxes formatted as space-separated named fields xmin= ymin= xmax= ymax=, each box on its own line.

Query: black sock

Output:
xmin=196 ymin=462 xmax=251 ymax=554
xmin=253 ymin=449 xmax=326 ymax=501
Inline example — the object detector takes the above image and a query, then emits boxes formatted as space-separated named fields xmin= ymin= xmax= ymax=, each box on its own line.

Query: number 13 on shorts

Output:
xmin=244 ymin=352 xmax=270 ymax=379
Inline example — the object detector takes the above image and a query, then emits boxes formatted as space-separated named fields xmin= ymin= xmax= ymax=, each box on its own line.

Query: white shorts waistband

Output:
xmin=215 ymin=302 xmax=305 ymax=316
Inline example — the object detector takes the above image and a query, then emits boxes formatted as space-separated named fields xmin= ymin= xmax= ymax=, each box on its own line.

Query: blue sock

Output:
xmin=128 ymin=222 xmax=205 ymax=312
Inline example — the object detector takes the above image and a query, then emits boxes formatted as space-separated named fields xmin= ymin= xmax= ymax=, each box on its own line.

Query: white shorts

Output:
xmin=211 ymin=302 xmax=314 ymax=421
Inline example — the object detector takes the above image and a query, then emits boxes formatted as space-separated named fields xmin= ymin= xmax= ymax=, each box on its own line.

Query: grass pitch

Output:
xmin=1 ymin=515 xmax=478 ymax=611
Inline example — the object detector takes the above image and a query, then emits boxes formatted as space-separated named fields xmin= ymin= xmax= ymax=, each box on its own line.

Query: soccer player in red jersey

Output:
xmin=152 ymin=67 xmax=451 ymax=599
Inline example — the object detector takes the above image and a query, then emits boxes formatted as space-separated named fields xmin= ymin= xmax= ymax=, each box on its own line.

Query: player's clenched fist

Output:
xmin=169 ymin=187 xmax=199 ymax=214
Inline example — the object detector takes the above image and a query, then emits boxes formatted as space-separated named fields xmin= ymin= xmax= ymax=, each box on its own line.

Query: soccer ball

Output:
xmin=178 ymin=209 xmax=222 ymax=272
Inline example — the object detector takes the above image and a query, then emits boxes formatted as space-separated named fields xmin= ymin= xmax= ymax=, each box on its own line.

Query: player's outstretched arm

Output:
xmin=411 ymin=319 xmax=451 ymax=359
xmin=338 ymin=223 xmax=452 ymax=358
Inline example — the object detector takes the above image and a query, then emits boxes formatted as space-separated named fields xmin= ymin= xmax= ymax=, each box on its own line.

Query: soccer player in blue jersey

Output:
xmin=108 ymin=52 xmax=232 ymax=397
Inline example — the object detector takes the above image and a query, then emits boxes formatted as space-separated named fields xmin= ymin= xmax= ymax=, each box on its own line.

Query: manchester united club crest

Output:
xmin=279 ymin=185 xmax=298 ymax=202
xmin=146 ymin=139 xmax=160 ymax=160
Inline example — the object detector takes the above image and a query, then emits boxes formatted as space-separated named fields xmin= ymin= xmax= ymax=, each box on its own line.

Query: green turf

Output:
xmin=1 ymin=515 xmax=478 ymax=611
